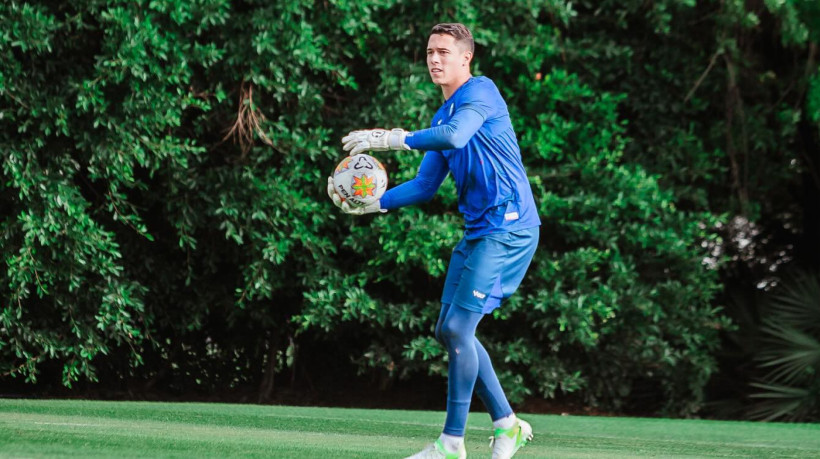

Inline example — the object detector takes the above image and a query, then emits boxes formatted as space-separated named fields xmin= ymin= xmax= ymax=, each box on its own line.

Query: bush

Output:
xmin=0 ymin=0 xmax=776 ymax=416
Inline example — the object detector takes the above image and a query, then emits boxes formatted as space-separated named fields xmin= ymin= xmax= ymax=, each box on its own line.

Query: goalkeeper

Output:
xmin=328 ymin=23 xmax=540 ymax=459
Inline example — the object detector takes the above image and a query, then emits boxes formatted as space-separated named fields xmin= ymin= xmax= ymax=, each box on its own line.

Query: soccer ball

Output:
xmin=332 ymin=154 xmax=388 ymax=207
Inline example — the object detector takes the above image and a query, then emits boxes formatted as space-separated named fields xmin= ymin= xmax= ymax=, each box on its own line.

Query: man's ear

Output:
xmin=463 ymin=51 xmax=473 ymax=66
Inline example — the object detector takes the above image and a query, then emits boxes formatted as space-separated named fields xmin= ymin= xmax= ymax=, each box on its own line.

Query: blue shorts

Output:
xmin=441 ymin=226 xmax=539 ymax=314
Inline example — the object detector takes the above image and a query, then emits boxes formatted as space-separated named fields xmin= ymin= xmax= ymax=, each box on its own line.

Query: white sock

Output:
xmin=438 ymin=433 xmax=464 ymax=453
xmin=493 ymin=413 xmax=517 ymax=430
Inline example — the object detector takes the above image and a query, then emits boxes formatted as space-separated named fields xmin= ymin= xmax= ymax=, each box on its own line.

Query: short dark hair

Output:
xmin=430 ymin=23 xmax=474 ymax=53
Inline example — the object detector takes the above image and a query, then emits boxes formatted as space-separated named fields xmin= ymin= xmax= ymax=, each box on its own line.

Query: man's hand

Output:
xmin=342 ymin=128 xmax=410 ymax=155
xmin=327 ymin=177 xmax=386 ymax=215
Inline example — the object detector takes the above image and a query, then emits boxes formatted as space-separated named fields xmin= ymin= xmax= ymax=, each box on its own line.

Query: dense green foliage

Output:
xmin=1 ymin=0 xmax=818 ymax=417
xmin=715 ymin=269 xmax=820 ymax=422
xmin=748 ymin=270 xmax=820 ymax=422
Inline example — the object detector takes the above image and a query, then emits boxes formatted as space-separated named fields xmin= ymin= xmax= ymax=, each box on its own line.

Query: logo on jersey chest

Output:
xmin=435 ymin=104 xmax=455 ymax=127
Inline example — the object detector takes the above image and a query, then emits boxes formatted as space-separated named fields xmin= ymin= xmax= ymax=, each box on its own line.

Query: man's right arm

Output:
xmin=380 ymin=151 xmax=449 ymax=210
xmin=405 ymin=107 xmax=485 ymax=151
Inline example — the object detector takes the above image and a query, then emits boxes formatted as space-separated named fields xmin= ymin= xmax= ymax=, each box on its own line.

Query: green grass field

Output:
xmin=1 ymin=399 xmax=819 ymax=458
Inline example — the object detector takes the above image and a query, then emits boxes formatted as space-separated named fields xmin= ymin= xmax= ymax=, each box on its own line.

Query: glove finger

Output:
xmin=342 ymin=140 xmax=358 ymax=151
xmin=327 ymin=176 xmax=336 ymax=200
xmin=327 ymin=177 xmax=346 ymax=209
xmin=340 ymin=201 xmax=358 ymax=215
xmin=342 ymin=131 xmax=366 ymax=143
xmin=350 ymin=144 xmax=368 ymax=155
xmin=331 ymin=192 xmax=343 ymax=208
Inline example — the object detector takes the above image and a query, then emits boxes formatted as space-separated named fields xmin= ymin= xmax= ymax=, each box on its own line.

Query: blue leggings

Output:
xmin=435 ymin=302 xmax=513 ymax=436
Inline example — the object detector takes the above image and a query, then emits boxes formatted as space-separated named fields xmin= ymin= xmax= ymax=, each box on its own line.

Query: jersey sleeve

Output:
xmin=458 ymin=78 xmax=497 ymax=119
xmin=404 ymin=108 xmax=485 ymax=151
xmin=379 ymin=151 xmax=449 ymax=210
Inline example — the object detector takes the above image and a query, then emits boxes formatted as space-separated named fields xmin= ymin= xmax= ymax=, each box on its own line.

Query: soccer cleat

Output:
xmin=404 ymin=438 xmax=467 ymax=459
xmin=489 ymin=419 xmax=533 ymax=459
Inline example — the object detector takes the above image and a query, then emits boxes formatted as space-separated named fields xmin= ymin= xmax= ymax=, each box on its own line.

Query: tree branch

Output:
xmin=685 ymin=50 xmax=722 ymax=103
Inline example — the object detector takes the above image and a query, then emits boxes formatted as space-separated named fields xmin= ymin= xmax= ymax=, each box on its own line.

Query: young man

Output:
xmin=327 ymin=23 xmax=540 ymax=459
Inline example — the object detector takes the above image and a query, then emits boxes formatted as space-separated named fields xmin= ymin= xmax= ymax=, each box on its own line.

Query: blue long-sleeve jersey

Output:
xmin=380 ymin=76 xmax=540 ymax=239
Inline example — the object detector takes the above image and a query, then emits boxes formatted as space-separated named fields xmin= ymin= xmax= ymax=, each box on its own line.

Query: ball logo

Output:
xmin=352 ymin=174 xmax=376 ymax=198
xmin=353 ymin=156 xmax=374 ymax=170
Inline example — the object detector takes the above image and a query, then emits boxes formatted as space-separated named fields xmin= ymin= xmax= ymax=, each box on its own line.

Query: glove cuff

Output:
xmin=388 ymin=128 xmax=409 ymax=150
xmin=367 ymin=200 xmax=387 ymax=214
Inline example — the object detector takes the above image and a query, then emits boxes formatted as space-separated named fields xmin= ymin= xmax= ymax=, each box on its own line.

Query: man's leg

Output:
xmin=410 ymin=238 xmax=473 ymax=458
xmin=438 ymin=303 xmax=484 ymax=436
xmin=403 ymin=302 xmax=473 ymax=459
xmin=473 ymin=337 xmax=513 ymax=421
xmin=435 ymin=305 xmax=511 ymax=427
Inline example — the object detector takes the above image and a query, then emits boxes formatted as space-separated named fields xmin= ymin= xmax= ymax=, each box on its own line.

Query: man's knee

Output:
xmin=435 ymin=303 xmax=450 ymax=346
xmin=439 ymin=317 xmax=469 ymax=347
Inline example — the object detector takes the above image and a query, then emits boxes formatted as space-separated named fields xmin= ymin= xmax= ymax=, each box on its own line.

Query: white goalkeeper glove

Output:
xmin=342 ymin=128 xmax=410 ymax=155
xmin=326 ymin=177 xmax=386 ymax=215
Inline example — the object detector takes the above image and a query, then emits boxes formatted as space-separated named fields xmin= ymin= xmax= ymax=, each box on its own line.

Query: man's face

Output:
xmin=427 ymin=33 xmax=471 ymax=88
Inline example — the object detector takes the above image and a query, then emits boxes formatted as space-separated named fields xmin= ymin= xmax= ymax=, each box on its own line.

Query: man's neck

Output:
xmin=441 ymin=73 xmax=472 ymax=100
